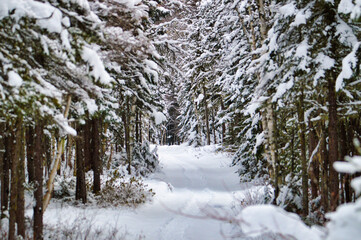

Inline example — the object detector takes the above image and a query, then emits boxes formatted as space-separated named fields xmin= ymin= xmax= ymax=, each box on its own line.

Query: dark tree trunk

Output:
xmin=328 ymin=73 xmax=339 ymax=211
xmin=45 ymin=135 xmax=51 ymax=177
xmin=66 ymin=135 xmax=73 ymax=169
xmin=203 ymin=86 xmax=211 ymax=145
xmin=320 ymin=126 xmax=329 ymax=214
xmin=9 ymin=120 xmax=20 ymax=240
xmin=84 ymin=120 xmax=92 ymax=171
xmin=297 ymin=92 xmax=308 ymax=216
xmin=212 ymin=108 xmax=217 ymax=144
xmin=135 ymin=109 xmax=139 ymax=143
xmin=92 ymin=118 xmax=101 ymax=194
xmin=33 ymin=120 xmax=44 ymax=240
xmin=9 ymin=117 xmax=24 ymax=240
xmin=0 ymin=124 xmax=9 ymax=219
xmin=0 ymin=123 xmax=4 ymax=217
xmin=26 ymin=126 xmax=35 ymax=183
xmin=139 ymin=113 xmax=143 ymax=143
xmin=220 ymin=98 xmax=226 ymax=143
xmin=339 ymin=121 xmax=347 ymax=203
xmin=16 ymin=125 xmax=25 ymax=238
xmin=308 ymin=121 xmax=319 ymax=200
xmin=124 ymin=98 xmax=132 ymax=174
xmin=345 ymin=119 xmax=356 ymax=202
xmin=75 ymin=125 xmax=87 ymax=203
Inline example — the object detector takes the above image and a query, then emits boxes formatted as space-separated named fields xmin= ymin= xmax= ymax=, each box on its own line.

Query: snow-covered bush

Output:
xmin=43 ymin=214 xmax=144 ymax=240
xmin=131 ymin=141 xmax=159 ymax=176
xmin=276 ymin=174 xmax=302 ymax=213
xmin=53 ymin=175 xmax=76 ymax=201
xmin=97 ymin=170 xmax=154 ymax=207
xmin=326 ymin=139 xmax=361 ymax=240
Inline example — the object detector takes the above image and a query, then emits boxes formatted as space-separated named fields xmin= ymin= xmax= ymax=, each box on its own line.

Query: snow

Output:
xmin=272 ymin=79 xmax=294 ymax=102
xmin=53 ymin=114 xmax=77 ymax=136
xmin=351 ymin=177 xmax=361 ymax=195
xmin=85 ymin=99 xmax=98 ymax=114
xmin=314 ymin=53 xmax=336 ymax=84
xmin=62 ymin=17 xmax=71 ymax=28
xmin=338 ymin=0 xmax=361 ymax=19
xmin=117 ymin=0 xmax=142 ymax=8
xmin=326 ymin=198 xmax=361 ymax=240
xmin=0 ymin=0 xmax=63 ymax=33
xmin=37 ymin=7 xmax=63 ymax=33
xmin=81 ymin=46 xmax=113 ymax=85
xmin=334 ymin=156 xmax=361 ymax=174
xmin=238 ymin=205 xmax=324 ymax=240
xmin=152 ymin=110 xmax=166 ymax=125
xmin=61 ymin=30 xmax=71 ymax=50
xmin=336 ymin=42 xmax=360 ymax=91
xmin=328 ymin=153 xmax=361 ymax=240
xmin=195 ymin=93 xmax=204 ymax=105
xmin=25 ymin=145 xmax=324 ymax=239
xmin=7 ymin=70 xmax=23 ymax=88
xmin=279 ymin=2 xmax=296 ymax=17
xmin=22 ymin=145 xmax=248 ymax=239
xmin=295 ymin=39 xmax=309 ymax=58
xmin=291 ymin=8 xmax=312 ymax=27
xmin=144 ymin=59 xmax=159 ymax=71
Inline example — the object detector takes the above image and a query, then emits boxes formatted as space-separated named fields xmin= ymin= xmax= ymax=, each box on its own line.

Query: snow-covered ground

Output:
xmin=30 ymin=144 xmax=265 ymax=239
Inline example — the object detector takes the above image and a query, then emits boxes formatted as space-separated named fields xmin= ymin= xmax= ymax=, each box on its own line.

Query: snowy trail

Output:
xmin=39 ymin=145 xmax=255 ymax=239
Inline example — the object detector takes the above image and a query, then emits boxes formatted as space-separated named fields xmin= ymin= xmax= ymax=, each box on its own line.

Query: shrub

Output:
xmin=131 ymin=141 xmax=159 ymax=176
xmin=97 ymin=170 xmax=154 ymax=207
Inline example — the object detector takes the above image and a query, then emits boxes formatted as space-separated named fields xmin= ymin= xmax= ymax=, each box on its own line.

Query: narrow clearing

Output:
xmin=42 ymin=145 xmax=262 ymax=239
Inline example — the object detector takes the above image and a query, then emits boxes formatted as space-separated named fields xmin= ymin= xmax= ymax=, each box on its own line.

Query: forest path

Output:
xmin=42 ymin=145 xmax=258 ymax=240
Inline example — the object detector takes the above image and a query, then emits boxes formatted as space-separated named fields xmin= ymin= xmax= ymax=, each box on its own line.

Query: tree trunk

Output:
xmin=297 ymin=92 xmax=308 ymax=216
xmin=43 ymin=95 xmax=71 ymax=213
xmin=34 ymin=119 xmax=44 ymax=240
xmin=139 ymin=113 xmax=143 ymax=143
xmin=248 ymin=5 xmax=257 ymax=51
xmin=257 ymin=0 xmax=268 ymax=43
xmin=45 ymin=135 xmax=51 ymax=178
xmin=193 ymin=94 xmax=203 ymax=146
xmin=212 ymin=108 xmax=217 ymax=144
xmin=16 ymin=125 xmax=25 ymax=238
xmin=1 ymin=125 xmax=10 ymax=219
xmin=203 ymin=85 xmax=211 ymax=145
xmin=135 ymin=109 xmax=139 ymax=143
xmin=83 ymin=120 xmax=92 ymax=171
xmin=339 ymin=121 xmax=347 ymax=203
xmin=26 ymin=126 xmax=35 ymax=183
xmin=220 ymin=98 xmax=226 ymax=143
xmin=320 ymin=126 xmax=329 ymax=214
xmin=308 ymin=121 xmax=319 ymax=200
xmin=0 ymin=123 xmax=4 ymax=217
xmin=124 ymin=97 xmax=132 ymax=174
xmin=345 ymin=119 xmax=354 ymax=202
xmin=92 ymin=118 xmax=101 ymax=194
xmin=66 ymin=134 xmax=73 ymax=169
xmin=9 ymin=119 xmax=20 ymax=240
xmin=266 ymin=102 xmax=279 ymax=201
xmin=328 ymin=73 xmax=339 ymax=211
xmin=75 ymin=125 xmax=87 ymax=203
xmin=123 ymin=108 xmax=131 ymax=174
